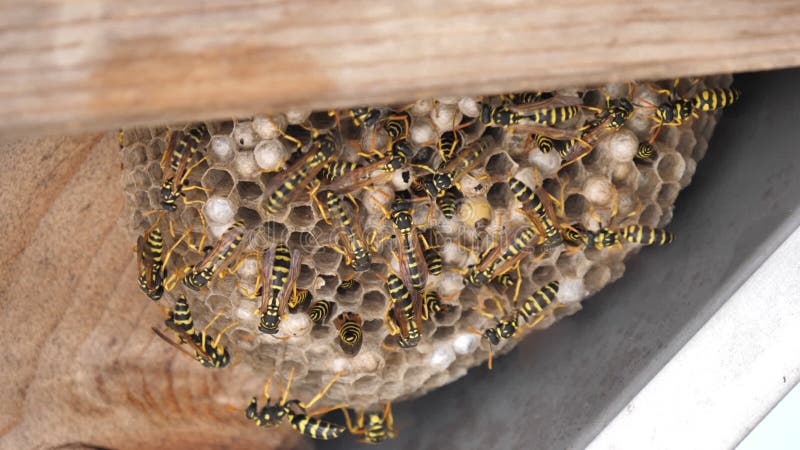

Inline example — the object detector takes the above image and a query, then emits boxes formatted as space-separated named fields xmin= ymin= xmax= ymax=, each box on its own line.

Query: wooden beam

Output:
xmin=1 ymin=0 xmax=799 ymax=136
xmin=0 ymin=133 xmax=306 ymax=449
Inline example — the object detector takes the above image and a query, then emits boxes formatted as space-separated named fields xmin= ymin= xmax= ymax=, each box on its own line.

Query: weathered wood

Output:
xmin=0 ymin=133 xmax=306 ymax=450
xmin=1 ymin=0 xmax=799 ymax=136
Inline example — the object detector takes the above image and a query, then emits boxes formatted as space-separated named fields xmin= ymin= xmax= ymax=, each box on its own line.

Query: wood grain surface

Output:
xmin=2 ymin=0 xmax=799 ymax=136
xmin=0 ymin=134 xmax=306 ymax=450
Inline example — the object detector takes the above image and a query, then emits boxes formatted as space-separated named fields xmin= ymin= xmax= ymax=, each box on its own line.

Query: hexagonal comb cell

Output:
xmin=121 ymin=75 xmax=727 ymax=411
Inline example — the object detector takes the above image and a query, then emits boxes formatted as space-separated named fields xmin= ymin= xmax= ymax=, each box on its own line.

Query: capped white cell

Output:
xmin=411 ymin=120 xmax=436 ymax=145
xmin=558 ymin=277 xmax=587 ymax=304
xmin=602 ymin=129 xmax=639 ymax=162
xmin=410 ymin=99 xmax=433 ymax=116
xmin=203 ymin=196 xmax=235 ymax=225
xmin=453 ymin=333 xmax=480 ymax=355
xmin=209 ymin=135 xmax=236 ymax=163
xmin=458 ymin=97 xmax=481 ymax=118
xmin=584 ymin=176 xmax=614 ymax=205
xmin=430 ymin=345 xmax=456 ymax=370
xmin=352 ymin=352 xmax=384 ymax=374
xmin=528 ymin=147 xmax=562 ymax=177
xmin=233 ymin=121 xmax=258 ymax=148
xmin=282 ymin=313 xmax=313 ymax=338
xmin=286 ymin=109 xmax=311 ymax=125
xmin=252 ymin=116 xmax=286 ymax=140
xmin=254 ymin=139 xmax=289 ymax=172
xmin=234 ymin=151 xmax=259 ymax=179
xmin=331 ymin=357 xmax=352 ymax=374
xmin=431 ymin=105 xmax=461 ymax=132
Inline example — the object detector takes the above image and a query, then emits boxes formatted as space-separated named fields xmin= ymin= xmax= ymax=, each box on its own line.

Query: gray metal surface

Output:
xmin=318 ymin=69 xmax=800 ymax=450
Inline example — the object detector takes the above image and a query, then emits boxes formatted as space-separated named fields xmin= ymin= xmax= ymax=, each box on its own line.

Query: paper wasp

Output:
xmin=245 ymin=368 xmax=347 ymax=440
xmin=265 ymin=133 xmax=339 ymax=215
xmin=321 ymin=190 xmax=371 ymax=272
xmin=424 ymin=133 xmax=496 ymax=198
xmin=343 ymin=403 xmax=396 ymax=444
xmin=471 ymin=281 xmax=561 ymax=368
xmin=180 ymin=220 xmax=247 ymax=291
xmin=643 ymin=80 xmax=740 ymax=142
xmin=334 ymin=311 xmax=364 ymax=356
xmin=384 ymin=273 xmax=423 ymax=349
xmin=159 ymin=125 xmax=209 ymax=212
xmin=508 ymin=178 xmax=564 ymax=249
xmin=307 ymin=300 xmax=335 ymax=324
xmin=136 ymin=214 xmax=186 ymax=301
xmin=153 ymin=298 xmax=237 ymax=368
xmin=245 ymin=245 xmax=302 ymax=335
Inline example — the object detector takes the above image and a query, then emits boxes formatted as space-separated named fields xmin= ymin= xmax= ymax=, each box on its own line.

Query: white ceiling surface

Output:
xmin=588 ymin=224 xmax=800 ymax=450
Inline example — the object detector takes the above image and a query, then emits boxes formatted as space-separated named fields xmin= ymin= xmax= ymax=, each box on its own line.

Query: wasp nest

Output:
xmin=120 ymin=76 xmax=731 ymax=414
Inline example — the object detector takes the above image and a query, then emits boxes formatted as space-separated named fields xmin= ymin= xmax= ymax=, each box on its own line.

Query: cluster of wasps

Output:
xmin=132 ymin=78 xmax=739 ymax=443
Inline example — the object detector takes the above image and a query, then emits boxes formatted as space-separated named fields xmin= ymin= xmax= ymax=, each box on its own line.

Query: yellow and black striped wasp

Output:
xmin=389 ymin=196 xmax=429 ymax=293
xmin=421 ymin=291 xmax=454 ymax=320
xmin=470 ymin=281 xmax=561 ymax=369
xmin=287 ymin=289 xmax=312 ymax=313
xmin=343 ymin=403 xmax=397 ymax=444
xmin=245 ymin=368 xmax=347 ymax=440
xmin=423 ymin=133 xmax=496 ymax=198
xmin=563 ymin=224 xmax=673 ymax=250
xmin=437 ymin=129 xmax=465 ymax=163
xmin=265 ymin=133 xmax=340 ymax=215
xmin=153 ymin=297 xmax=238 ymax=369
xmin=620 ymin=225 xmax=674 ymax=246
xmin=307 ymin=299 xmax=336 ymax=324
xmin=418 ymin=233 xmax=442 ymax=276
xmin=469 ymin=302 xmax=521 ymax=370
xmin=480 ymin=94 xmax=582 ymax=129
xmin=251 ymin=245 xmax=302 ymax=335
xmin=321 ymin=191 xmax=371 ymax=272
xmin=643 ymin=80 xmax=740 ymax=142
xmin=463 ymin=226 xmax=538 ymax=288
xmin=436 ymin=186 xmax=461 ymax=219
xmin=508 ymin=178 xmax=564 ymax=250
xmin=635 ymin=141 xmax=658 ymax=163
xmin=178 ymin=220 xmax=247 ymax=291
xmin=334 ymin=311 xmax=364 ymax=356
xmin=384 ymin=273 xmax=423 ymax=349
xmin=159 ymin=124 xmax=210 ymax=212
xmin=559 ymin=95 xmax=635 ymax=164
xmin=136 ymin=214 xmax=187 ymax=301
xmin=348 ymin=107 xmax=383 ymax=128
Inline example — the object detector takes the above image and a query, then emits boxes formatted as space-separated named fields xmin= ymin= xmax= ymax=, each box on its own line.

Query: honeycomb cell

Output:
xmin=564 ymin=193 xmax=589 ymax=221
xmin=237 ymin=181 xmax=263 ymax=202
xmin=202 ymin=169 xmax=234 ymax=196
xmin=209 ymin=135 xmax=236 ymax=163
xmin=583 ymin=265 xmax=611 ymax=292
xmin=288 ymin=231 xmax=315 ymax=252
xmin=486 ymin=183 xmax=512 ymax=210
xmin=233 ymin=121 xmax=259 ymax=148
xmin=262 ymin=221 xmax=288 ymax=243
xmin=656 ymin=182 xmax=681 ymax=206
xmin=296 ymin=264 xmax=316 ymax=287
xmin=204 ymin=197 xmax=236 ymax=225
xmin=317 ymin=274 xmax=339 ymax=297
xmin=287 ymin=205 xmax=316 ymax=228
xmin=312 ymin=246 xmax=342 ymax=274
xmin=358 ymin=290 xmax=386 ymax=317
xmin=237 ymin=207 xmax=261 ymax=228
xmin=657 ymin=153 xmax=686 ymax=183
xmin=363 ymin=319 xmax=384 ymax=333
